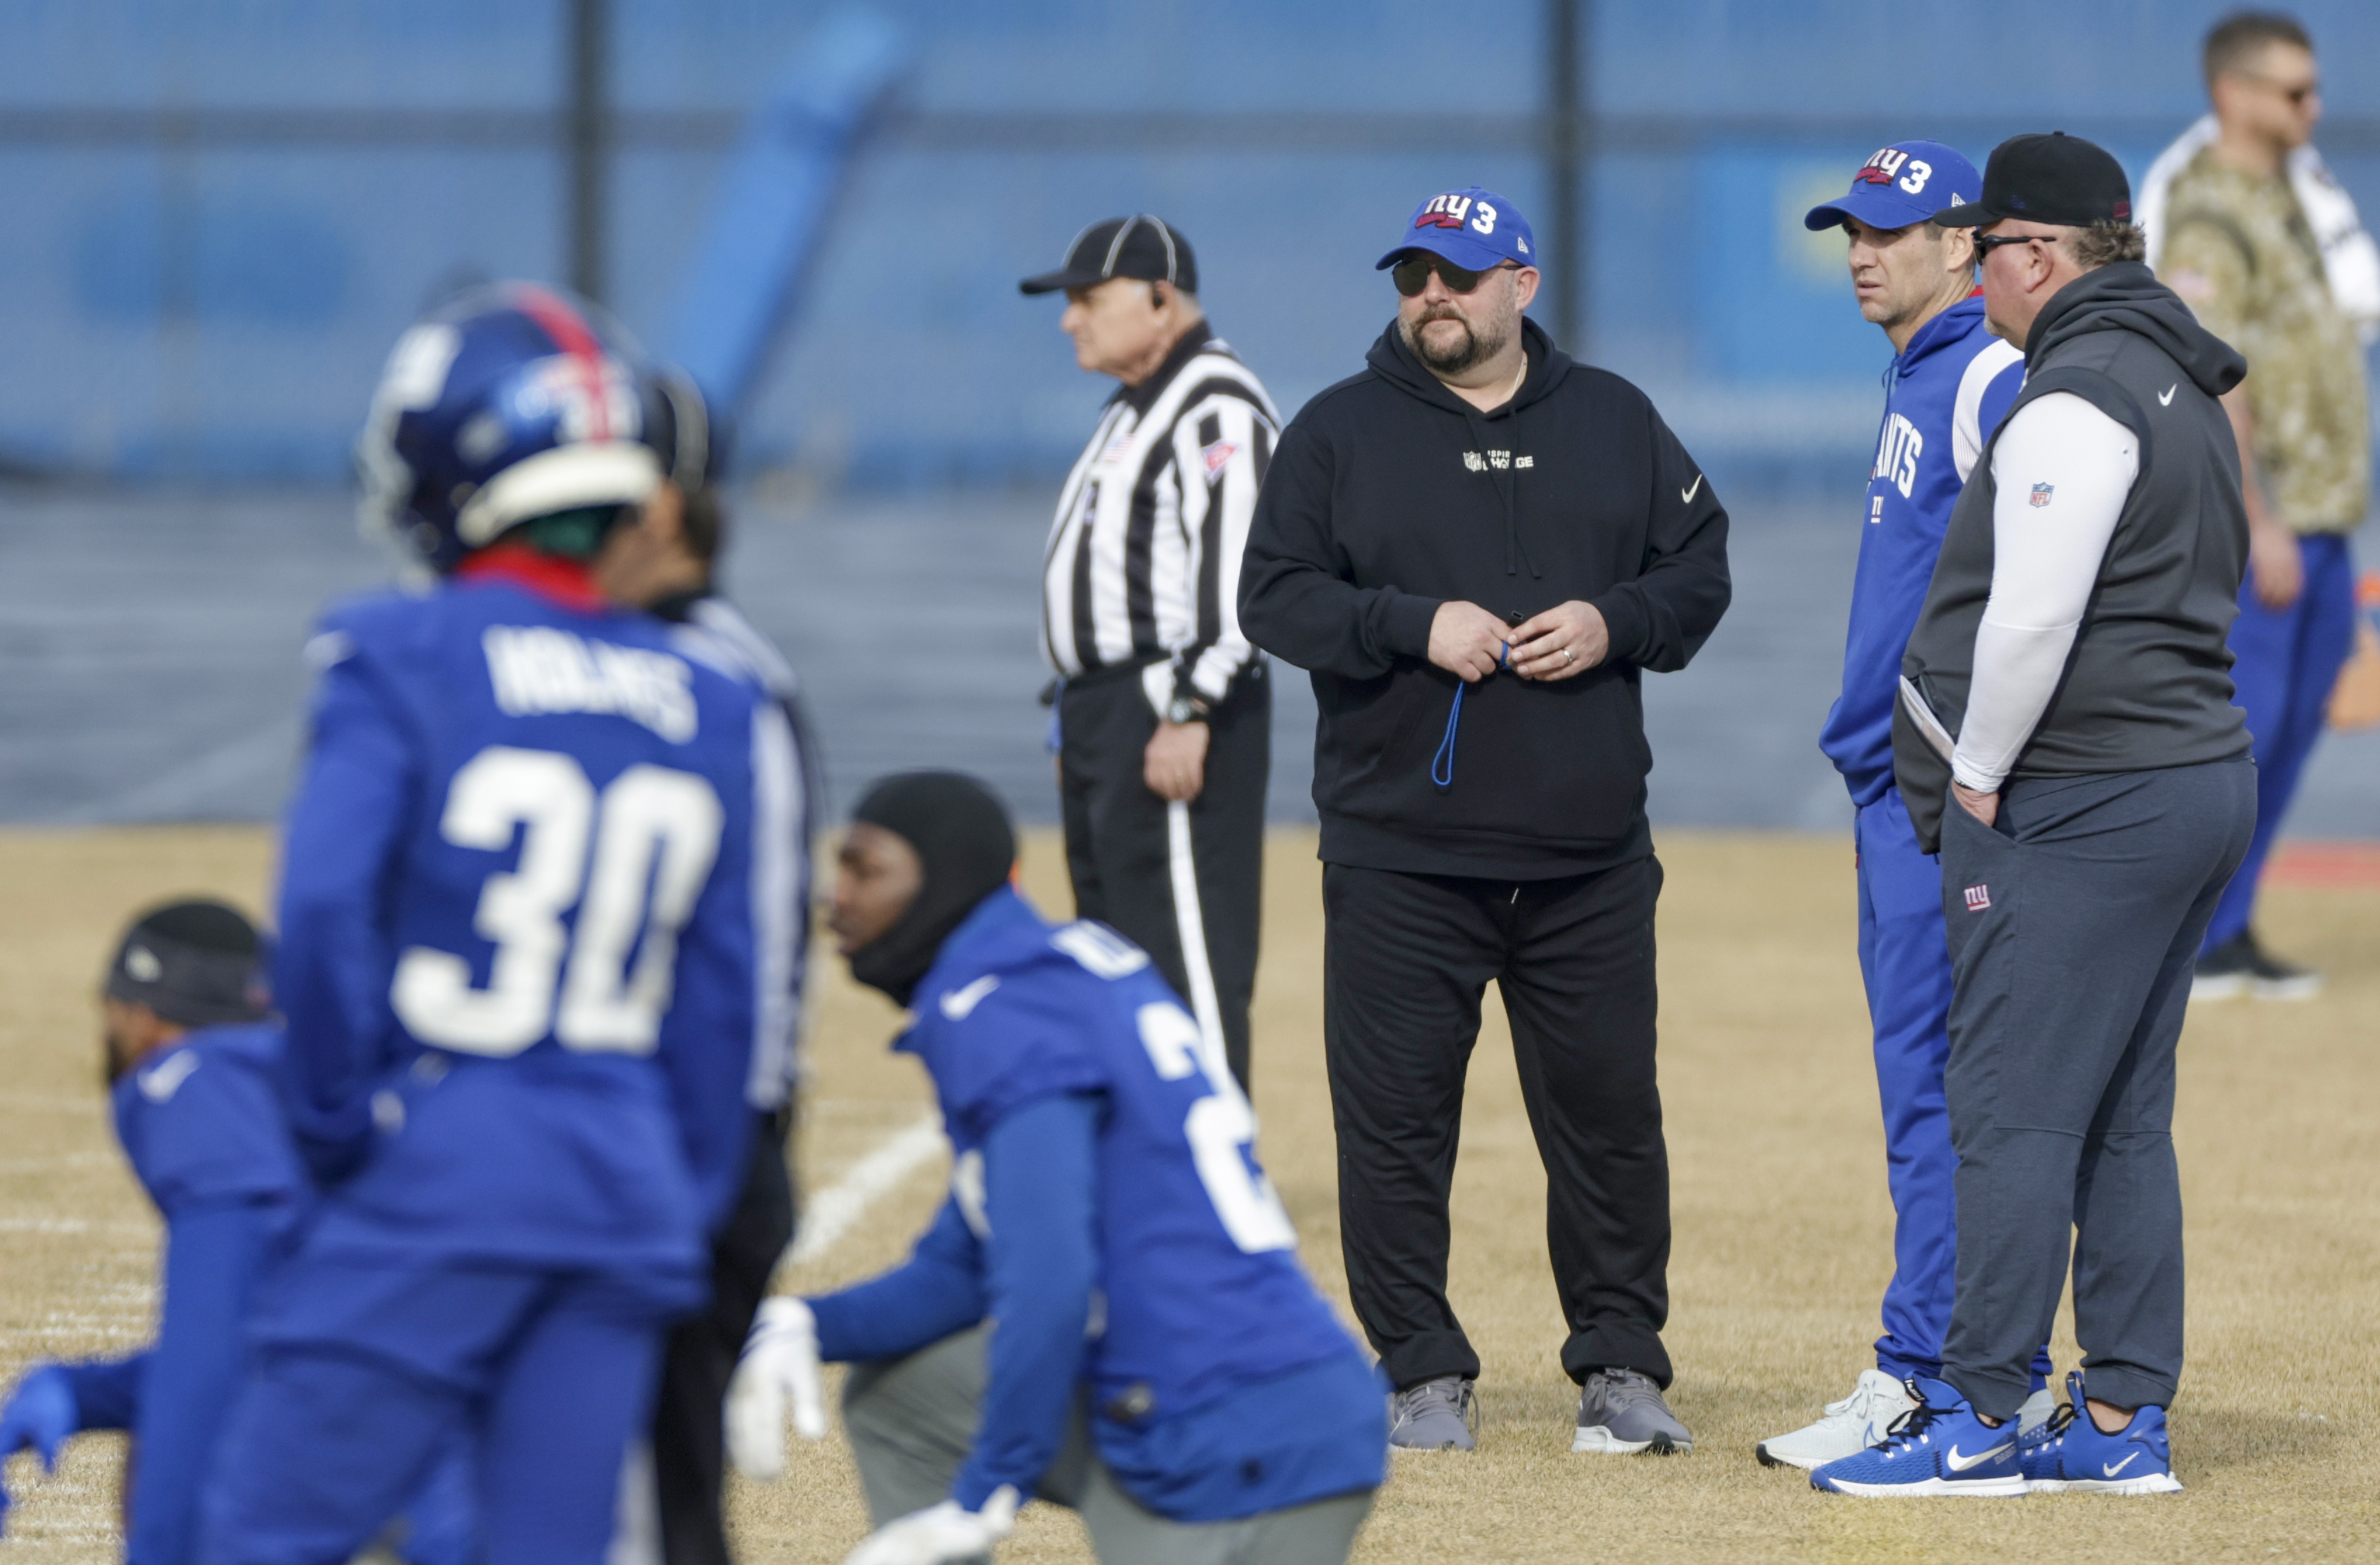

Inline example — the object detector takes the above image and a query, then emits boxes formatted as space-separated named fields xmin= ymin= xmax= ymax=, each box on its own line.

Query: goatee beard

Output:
xmin=1403 ymin=311 xmax=1507 ymax=376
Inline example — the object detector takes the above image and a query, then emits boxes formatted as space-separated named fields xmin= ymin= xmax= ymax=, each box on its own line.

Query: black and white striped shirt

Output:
xmin=1042 ymin=328 xmax=1278 ymax=708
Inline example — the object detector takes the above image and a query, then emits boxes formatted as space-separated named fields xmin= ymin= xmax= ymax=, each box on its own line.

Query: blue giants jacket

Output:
xmin=274 ymin=549 xmax=798 ymax=1275
xmin=1820 ymin=293 xmax=2024 ymax=807
xmin=805 ymin=888 xmax=1385 ymax=1523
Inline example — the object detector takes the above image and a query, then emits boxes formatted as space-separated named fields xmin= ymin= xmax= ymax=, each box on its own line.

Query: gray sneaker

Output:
xmin=1389 ymin=1375 xmax=1479 ymax=1451
xmin=1572 ymin=1367 xmax=1691 ymax=1454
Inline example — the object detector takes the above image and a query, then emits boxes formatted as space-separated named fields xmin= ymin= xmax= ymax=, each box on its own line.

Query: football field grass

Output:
xmin=1 ymin=826 xmax=2374 ymax=1563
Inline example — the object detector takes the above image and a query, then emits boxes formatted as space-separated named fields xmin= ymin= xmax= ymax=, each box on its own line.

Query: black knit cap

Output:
xmin=845 ymin=772 xmax=1017 ymax=1007
xmin=103 ymin=899 xmax=272 ymax=1029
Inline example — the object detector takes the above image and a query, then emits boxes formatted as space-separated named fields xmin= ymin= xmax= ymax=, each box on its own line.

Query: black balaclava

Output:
xmin=103 ymin=899 xmax=272 ymax=1029
xmin=845 ymin=772 xmax=1018 ymax=1007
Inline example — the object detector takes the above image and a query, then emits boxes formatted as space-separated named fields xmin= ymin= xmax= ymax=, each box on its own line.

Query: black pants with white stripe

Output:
xmin=1059 ymin=661 xmax=1269 ymax=1087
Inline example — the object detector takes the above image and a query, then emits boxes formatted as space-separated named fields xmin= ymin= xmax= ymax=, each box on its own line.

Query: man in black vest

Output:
xmin=1813 ymin=135 xmax=2257 ymax=1499
xmin=1240 ymin=187 xmax=1730 ymax=1458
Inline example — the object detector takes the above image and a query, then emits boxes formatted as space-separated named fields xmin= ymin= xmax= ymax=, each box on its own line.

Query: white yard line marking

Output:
xmin=786 ymin=1114 xmax=944 ymax=1269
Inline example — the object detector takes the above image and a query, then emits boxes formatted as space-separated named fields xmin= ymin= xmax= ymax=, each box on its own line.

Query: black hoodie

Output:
xmin=1894 ymin=260 xmax=2253 ymax=852
xmin=1239 ymin=317 xmax=1731 ymax=879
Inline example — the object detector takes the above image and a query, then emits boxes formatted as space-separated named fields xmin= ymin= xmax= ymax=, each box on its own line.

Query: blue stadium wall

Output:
xmin=2 ymin=0 xmax=2376 ymax=489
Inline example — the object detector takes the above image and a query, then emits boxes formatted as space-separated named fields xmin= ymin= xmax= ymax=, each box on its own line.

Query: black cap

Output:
xmin=642 ymin=364 xmax=730 ymax=491
xmin=844 ymin=772 xmax=1018 ymax=1008
xmin=103 ymin=899 xmax=272 ymax=1029
xmin=1933 ymin=132 xmax=2133 ymax=229
xmin=1019 ymin=215 xmax=1198 ymax=296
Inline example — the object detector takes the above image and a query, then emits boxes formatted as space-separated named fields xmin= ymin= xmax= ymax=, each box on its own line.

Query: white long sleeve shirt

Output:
xmin=1950 ymin=392 xmax=2139 ymax=793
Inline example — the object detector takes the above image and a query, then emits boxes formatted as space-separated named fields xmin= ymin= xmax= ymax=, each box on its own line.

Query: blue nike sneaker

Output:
xmin=2018 ymin=1372 xmax=2183 ymax=1495
xmin=1809 ymin=1377 xmax=2026 ymax=1497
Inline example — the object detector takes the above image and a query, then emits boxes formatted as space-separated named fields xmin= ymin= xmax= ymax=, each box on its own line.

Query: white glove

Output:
xmin=841 ymin=1488 xmax=1019 ymax=1565
xmin=725 ymin=1296 xmax=828 ymax=1480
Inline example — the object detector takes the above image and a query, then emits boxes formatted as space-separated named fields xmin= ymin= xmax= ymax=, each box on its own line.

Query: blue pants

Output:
xmin=198 ymin=1255 xmax=687 ymax=1565
xmin=1855 ymin=788 xmax=2050 ymax=1388
xmin=2204 ymin=532 xmax=2358 ymax=952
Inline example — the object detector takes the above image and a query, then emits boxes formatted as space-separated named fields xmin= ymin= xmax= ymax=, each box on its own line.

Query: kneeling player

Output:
xmin=0 ymin=902 xmax=470 ymax=1565
xmin=729 ymin=772 xmax=1384 ymax=1565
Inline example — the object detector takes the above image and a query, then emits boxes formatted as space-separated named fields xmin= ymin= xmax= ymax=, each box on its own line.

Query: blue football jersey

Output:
xmin=275 ymin=561 xmax=800 ymax=1271
xmin=1820 ymin=294 xmax=2025 ymax=807
xmin=114 ymin=1023 xmax=303 ymax=1221
xmin=899 ymin=888 xmax=1359 ymax=1422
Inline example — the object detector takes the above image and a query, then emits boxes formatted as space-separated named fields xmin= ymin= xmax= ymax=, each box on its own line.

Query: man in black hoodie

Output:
xmin=1813 ymin=134 xmax=2256 ymax=1499
xmin=1239 ymin=187 xmax=1729 ymax=1456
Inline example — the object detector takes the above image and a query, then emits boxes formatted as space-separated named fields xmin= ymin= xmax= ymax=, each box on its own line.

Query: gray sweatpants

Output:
xmin=841 ymin=1327 xmax=1374 ymax=1565
xmin=1936 ymin=760 xmax=2255 ymax=1420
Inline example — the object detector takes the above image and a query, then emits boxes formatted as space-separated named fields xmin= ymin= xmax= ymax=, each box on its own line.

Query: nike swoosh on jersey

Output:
xmin=939 ymin=974 xmax=1001 ymax=1020
xmin=2158 ymin=384 xmax=2177 ymax=406
xmin=2102 ymin=1451 xmax=2141 ymax=1477
xmin=138 ymin=1050 xmax=204 ymax=1104
xmin=1945 ymin=1441 xmax=2013 ymax=1472
xmin=1680 ymin=474 xmax=1704 ymax=503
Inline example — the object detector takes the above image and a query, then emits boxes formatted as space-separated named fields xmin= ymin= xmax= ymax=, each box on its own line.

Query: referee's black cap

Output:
xmin=1019 ymin=215 xmax=1198 ymax=297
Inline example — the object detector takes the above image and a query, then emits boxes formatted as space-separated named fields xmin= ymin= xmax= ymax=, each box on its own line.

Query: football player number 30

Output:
xmin=392 ymin=745 xmax=723 ymax=1056
xmin=1135 ymin=1001 xmax=1298 ymax=1253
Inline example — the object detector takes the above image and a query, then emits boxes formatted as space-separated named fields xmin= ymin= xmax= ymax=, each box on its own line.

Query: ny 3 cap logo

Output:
xmin=1415 ymin=192 xmax=1501 ymax=236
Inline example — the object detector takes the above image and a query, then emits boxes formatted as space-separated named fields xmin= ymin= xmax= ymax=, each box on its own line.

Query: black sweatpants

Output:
xmin=1059 ymin=662 xmax=1269 ymax=1087
xmin=1936 ymin=760 xmax=2254 ymax=1420
xmin=651 ymin=1109 xmax=796 ymax=1565
xmin=1322 ymin=857 xmax=1672 ymax=1393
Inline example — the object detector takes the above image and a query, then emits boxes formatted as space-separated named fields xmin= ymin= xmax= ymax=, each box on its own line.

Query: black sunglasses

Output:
xmin=1973 ymin=232 xmax=2046 ymax=260
xmin=1391 ymin=255 xmax=1519 ymax=298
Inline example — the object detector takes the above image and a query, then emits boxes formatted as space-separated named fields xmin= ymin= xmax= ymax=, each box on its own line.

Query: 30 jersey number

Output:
xmin=392 ymin=745 xmax=723 ymax=1057
xmin=1135 ymin=1001 xmax=1297 ymax=1253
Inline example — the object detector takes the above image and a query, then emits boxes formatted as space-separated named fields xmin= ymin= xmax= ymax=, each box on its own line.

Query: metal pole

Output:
xmin=567 ymin=0 xmax=609 ymax=303
xmin=1545 ymin=0 xmax=1586 ymax=355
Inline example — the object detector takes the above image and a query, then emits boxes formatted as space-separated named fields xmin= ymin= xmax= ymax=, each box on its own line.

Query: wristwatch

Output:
xmin=1165 ymin=694 xmax=1211 ymax=726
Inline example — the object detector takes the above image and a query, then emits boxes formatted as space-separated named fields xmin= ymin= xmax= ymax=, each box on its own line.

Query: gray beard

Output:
xmin=1403 ymin=310 xmax=1510 ymax=376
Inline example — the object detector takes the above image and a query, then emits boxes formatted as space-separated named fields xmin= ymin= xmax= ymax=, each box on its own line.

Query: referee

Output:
xmin=1023 ymin=216 xmax=1278 ymax=1088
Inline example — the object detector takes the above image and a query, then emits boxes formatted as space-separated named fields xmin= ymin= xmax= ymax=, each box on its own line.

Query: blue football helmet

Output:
xmin=357 ymin=282 xmax=659 ymax=575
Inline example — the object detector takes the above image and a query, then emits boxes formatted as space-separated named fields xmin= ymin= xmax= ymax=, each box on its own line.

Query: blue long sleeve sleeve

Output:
xmin=807 ymin=1198 xmax=989 ymax=1363
xmin=57 ymin=1354 xmax=147 ymax=1432
xmin=951 ymin=1092 xmax=1101 ymax=1512
xmin=128 ymin=1202 xmax=277 ymax=1565
xmin=276 ymin=650 xmax=414 ymax=1185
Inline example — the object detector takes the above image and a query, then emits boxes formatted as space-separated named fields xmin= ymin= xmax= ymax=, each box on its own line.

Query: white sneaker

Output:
xmin=1755 ymin=1369 xmax=1916 ymax=1470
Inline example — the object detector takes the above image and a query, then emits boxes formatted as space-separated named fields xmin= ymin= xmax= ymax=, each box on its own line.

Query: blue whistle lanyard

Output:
xmin=1430 ymin=642 xmax=1509 ymax=789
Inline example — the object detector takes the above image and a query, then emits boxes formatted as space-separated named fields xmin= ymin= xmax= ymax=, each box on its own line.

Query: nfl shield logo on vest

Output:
xmin=2028 ymin=482 xmax=2054 ymax=508
xmin=1964 ymin=884 xmax=1992 ymax=912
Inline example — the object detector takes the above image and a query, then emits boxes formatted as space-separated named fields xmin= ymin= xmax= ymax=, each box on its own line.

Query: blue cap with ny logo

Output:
xmin=1803 ymin=141 xmax=1981 ymax=232
xmin=1377 ymin=187 xmax=1536 ymax=272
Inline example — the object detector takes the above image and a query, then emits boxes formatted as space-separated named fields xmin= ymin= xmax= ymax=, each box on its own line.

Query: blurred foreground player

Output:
xmin=1760 ymin=142 xmax=2052 ymax=1470
xmin=727 ymin=772 xmax=1384 ymax=1564
xmin=1023 ymin=216 xmax=1277 ymax=1088
xmin=1816 ymin=133 xmax=2254 ymax=1498
xmin=0 ymin=902 xmax=470 ymax=1565
xmin=196 ymin=285 xmax=799 ymax=1564
xmin=597 ymin=366 xmax=817 ymax=1565
xmin=0 ymin=905 xmax=476 ymax=1563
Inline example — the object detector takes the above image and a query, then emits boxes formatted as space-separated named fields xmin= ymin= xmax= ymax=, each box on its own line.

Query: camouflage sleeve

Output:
xmin=2160 ymin=211 xmax=2261 ymax=357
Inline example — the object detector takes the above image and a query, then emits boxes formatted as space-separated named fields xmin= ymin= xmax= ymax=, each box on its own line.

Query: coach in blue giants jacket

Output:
xmin=1754 ymin=143 xmax=2046 ymax=1471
